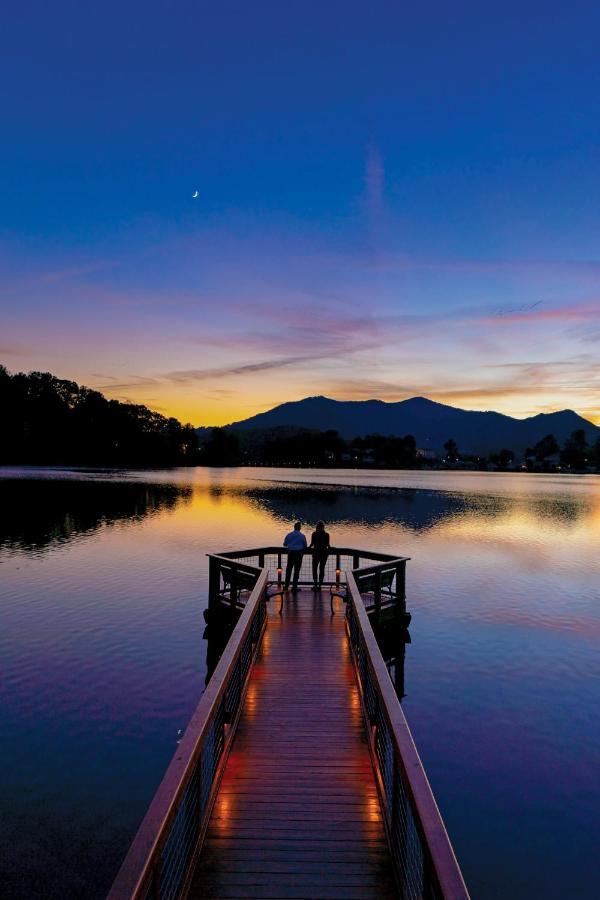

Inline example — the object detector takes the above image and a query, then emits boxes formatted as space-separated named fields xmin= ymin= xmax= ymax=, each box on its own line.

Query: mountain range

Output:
xmin=200 ymin=396 xmax=600 ymax=456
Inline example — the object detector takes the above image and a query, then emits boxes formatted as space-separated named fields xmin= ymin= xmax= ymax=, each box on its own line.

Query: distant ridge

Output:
xmin=199 ymin=395 xmax=600 ymax=456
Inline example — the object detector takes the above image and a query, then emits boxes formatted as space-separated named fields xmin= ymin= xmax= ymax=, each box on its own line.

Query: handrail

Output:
xmin=208 ymin=548 xmax=410 ymax=623
xmin=207 ymin=553 xmax=262 ymax=577
xmin=108 ymin=568 xmax=269 ymax=900
xmin=110 ymin=546 xmax=469 ymax=900
xmin=216 ymin=545 xmax=401 ymax=563
xmin=353 ymin=557 xmax=410 ymax=577
xmin=206 ymin=553 xmax=263 ymax=578
xmin=345 ymin=570 xmax=469 ymax=899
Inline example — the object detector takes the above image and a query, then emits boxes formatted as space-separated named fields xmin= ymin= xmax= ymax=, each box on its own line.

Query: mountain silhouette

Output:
xmin=207 ymin=395 xmax=599 ymax=456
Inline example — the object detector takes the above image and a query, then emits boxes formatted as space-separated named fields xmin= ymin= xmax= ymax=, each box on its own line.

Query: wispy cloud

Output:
xmin=94 ymin=353 xmax=338 ymax=393
xmin=324 ymin=355 xmax=600 ymax=420
xmin=93 ymin=374 xmax=163 ymax=391
xmin=481 ymin=300 xmax=600 ymax=325
xmin=0 ymin=344 xmax=30 ymax=358
xmin=358 ymin=252 xmax=600 ymax=282
xmin=0 ymin=260 xmax=118 ymax=299
xmin=4 ymin=203 xmax=600 ymax=426
xmin=166 ymin=355 xmax=328 ymax=383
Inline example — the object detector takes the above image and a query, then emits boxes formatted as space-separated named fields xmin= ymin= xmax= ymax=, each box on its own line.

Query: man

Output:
xmin=283 ymin=521 xmax=307 ymax=592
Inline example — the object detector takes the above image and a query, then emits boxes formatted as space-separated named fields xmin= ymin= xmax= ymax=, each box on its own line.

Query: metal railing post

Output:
xmin=396 ymin=561 xmax=406 ymax=612
xmin=230 ymin=567 xmax=237 ymax=607
xmin=152 ymin=861 xmax=161 ymax=900
xmin=374 ymin=569 xmax=382 ymax=621
xmin=208 ymin=556 xmax=220 ymax=609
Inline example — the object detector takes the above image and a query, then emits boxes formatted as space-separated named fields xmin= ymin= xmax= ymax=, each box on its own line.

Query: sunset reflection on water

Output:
xmin=1 ymin=467 xmax=599 ymax=899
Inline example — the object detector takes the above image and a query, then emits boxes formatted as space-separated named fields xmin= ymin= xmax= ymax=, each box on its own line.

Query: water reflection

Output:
xmin=242 ymin=484 xmax=476 ymax=530
xmin=203 ymin=621 xmax=235 ymax=685
xmin=231 ymin=481 xmax=596 ymax=535
xmin=0 ymin=478 xmax=192 ymax=553
xmin=0 ymin=467 xmax=598 ymax=900
xmin=376 ymin=620 xmax=410 ymax=702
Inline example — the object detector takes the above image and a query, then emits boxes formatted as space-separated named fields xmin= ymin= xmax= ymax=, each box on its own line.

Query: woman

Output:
xmin=309 ymin=520 xmax=331 ymax=590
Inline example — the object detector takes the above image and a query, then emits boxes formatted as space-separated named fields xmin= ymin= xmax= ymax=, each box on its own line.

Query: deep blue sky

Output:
xmin=2 ymin=1 xmax=599 ymax=423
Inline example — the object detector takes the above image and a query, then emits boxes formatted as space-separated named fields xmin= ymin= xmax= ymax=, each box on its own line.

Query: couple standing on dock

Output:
xmin=283 ymin=521 xmax=330 ymax=592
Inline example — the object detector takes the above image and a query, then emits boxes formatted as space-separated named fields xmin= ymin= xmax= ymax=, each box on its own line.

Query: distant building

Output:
xmin=525 ymin=452 xmax=561 ymax=472
xmin=416 ymin=447 xmax=437 ymax=461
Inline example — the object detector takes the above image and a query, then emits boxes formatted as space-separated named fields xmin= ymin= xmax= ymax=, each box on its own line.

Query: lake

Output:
xmin=1 ymin=467 xmax=598 ymax=898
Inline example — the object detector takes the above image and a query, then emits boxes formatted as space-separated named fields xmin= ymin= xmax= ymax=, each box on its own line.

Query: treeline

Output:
xmin=525 ymin=430 xmax=599 ymax=470
xmin=199 ymin=428 xmax=420 ymax=467
xmin=199 ymin=426 xmax=600 ymax=471
xmin=439 ymin=430 xmax=600 ymax=471
xmin=0 ymin=366 xmax=199 ymax=466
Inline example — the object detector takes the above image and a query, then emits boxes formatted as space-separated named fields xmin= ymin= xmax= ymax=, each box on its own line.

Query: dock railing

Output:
xmin=208 ymin=546 xmax=410 ymax=619
xmin=207 ymin=553 xmax=262 ymax=610
xmin=110 ymin=547 xmax=469 ymax=900
xmin=345 ymin=569 xmax=470 ymax=900
xmin=107 ymin=568 xmax=269 ymax=900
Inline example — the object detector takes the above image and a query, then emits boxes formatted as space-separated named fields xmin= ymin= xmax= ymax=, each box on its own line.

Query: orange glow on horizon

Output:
xmin=94 ymin=380 xmax=600 ymax=429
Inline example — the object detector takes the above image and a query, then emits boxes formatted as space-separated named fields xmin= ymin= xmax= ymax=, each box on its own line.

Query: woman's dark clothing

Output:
xmin=310 ymin=530 xmax=330 ymax=586
xmin=311 ymin=530 xmax=330 ymax=553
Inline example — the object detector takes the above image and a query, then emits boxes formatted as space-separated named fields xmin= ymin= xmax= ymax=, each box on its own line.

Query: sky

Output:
xmin=1 ymin=0 xmax=599 ymax=426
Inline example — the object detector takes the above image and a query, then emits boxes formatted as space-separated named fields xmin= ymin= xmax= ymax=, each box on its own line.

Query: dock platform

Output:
xmin=189 ymin=588 xmax=397 ymax=899
xmin=108 ymin=547 xmax=469 ymax=900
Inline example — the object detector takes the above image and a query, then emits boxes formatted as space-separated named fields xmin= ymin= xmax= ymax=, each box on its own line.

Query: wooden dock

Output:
xmin=188 ymin=589 xmax=397 ymax=899
xmin=108 ymin=547 xmax=469 ymax=900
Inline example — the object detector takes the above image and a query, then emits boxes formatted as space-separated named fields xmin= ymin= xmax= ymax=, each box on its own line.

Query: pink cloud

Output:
xmin=481 ymin=300 xmax=600 ymax=325
xmin=0 ymin=260 xmax=118 ymax=298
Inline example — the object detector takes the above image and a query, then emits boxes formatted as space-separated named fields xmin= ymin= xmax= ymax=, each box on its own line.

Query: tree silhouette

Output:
xmin=528 ymin=433 xmax=559 ymax=461
xmin=590 ymin=437 xmax=600 ymax=469
xmin=561 ymin=429 xmax=588 ymax=469
xmin=0 ymin=366 xmax=199 ymax=465
xmin=443 ymin=438 xmax=459 ymax=462
xmin=200 ymin=428 xmax=241 ymax=465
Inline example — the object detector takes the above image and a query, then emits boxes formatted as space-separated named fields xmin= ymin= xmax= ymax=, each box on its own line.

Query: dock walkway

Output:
xmin=188 ymin=589 xmax=397 ymax=899
xmin=108 ymin=547 xmax=469 ymax=900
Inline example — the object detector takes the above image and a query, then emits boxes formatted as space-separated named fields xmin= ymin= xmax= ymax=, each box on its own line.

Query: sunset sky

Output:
xmin=1 ymin=1 xmax=599 ymax=426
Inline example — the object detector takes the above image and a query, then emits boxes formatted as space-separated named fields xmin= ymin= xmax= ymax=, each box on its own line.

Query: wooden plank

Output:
xmin=195 ymin=872 xmax=393 ymax=886
xmin=205 ymin=823 xmax=384 ymax=836
xmin=199 ymin=865 xmax=391 ymax=876
xmin=202 ymin=838 xmax=389 ymax=851
xmin=188 ymin=886 xmax=397 ymax=900
xmin=199 ymin=850 xmax=390 ymax=865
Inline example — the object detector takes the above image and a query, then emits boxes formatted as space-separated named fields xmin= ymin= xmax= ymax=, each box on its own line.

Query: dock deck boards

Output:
xmin=188 ymin=589 xmax=397 ymax=899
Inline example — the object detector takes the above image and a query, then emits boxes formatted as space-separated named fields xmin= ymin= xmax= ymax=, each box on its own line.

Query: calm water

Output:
xmin=1 ymin=467 xmax=599 ymax=898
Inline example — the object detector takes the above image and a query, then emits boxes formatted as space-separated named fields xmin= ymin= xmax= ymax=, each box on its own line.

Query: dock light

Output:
xmin=277 ymin=567 xmax=282 ymax=584
xmin=335 ymin=567 xmax=341 ymax=584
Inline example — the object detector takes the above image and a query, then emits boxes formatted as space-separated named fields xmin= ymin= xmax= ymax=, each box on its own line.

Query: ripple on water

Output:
xmin=1 ymin=468 xmax=599 ymax=899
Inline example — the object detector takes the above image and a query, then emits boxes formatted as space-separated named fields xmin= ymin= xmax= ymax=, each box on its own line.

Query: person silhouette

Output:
xmin=309 ymin=520 xmax=330 ymax=590
xmin=283 ymin=521 xmax=307 ymax=592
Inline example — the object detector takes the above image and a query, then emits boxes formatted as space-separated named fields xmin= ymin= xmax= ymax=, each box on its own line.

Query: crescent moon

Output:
xmin=192 ymin=190 xmax=199 ymax=198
